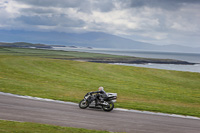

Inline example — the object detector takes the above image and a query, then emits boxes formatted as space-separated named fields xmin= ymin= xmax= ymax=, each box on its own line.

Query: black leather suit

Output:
xmin=91 ymin=90 xmax=108 ymax=102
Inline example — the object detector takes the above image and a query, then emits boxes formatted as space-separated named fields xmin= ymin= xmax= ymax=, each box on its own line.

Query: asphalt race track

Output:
xmin=0 ymin=93 xmax=200 ymax=133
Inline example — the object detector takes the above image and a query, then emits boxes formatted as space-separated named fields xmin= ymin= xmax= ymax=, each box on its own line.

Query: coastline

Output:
xmin=87 ymin=59 xmax=196 ymax=65
xmin=70 ymin=58 xmax=196 ymax=65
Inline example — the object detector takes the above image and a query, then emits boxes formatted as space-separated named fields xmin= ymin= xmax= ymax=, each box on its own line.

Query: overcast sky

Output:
xmin=0 ymin=0 xmax=200 ymax=47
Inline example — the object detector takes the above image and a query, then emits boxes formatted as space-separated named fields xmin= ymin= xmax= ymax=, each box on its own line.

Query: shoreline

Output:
xmin=71 ymin=58 xmax=196 ymax=65
xmin=88 ymin=60 xmax=196 ymax=65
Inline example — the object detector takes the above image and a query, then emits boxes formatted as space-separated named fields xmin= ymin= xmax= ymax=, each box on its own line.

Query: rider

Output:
xmin=90 ymin=87 xmax=108 ymax=104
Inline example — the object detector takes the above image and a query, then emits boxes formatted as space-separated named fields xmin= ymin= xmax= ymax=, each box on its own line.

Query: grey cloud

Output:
xmin=16 ymin=0 xmax=84 ymax=8
xmin=21 ymin=8 xmax=56 ymax=14
xmin=16 ymin=14 xmax=85 ymax=27
xmin=16 ymin=0 xmax=116 ymax=13
xmin=16 ymin=15 xmax=57 ymax=26
xmin=16 ymin=0 xmax=200 ymax=9
xmin=91 ymin=0 xmax=116 ymax=12
xmin=17 ymin=0 xmax=93 ymax=13
xmin=122 ymin=0 xmax=200 ymax=10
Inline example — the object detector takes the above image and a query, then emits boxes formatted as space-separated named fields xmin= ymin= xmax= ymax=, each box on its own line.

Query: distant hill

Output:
xmin=0 ymin=42 xmax=52 ymax=48
xmin=0 ymin=30 xmax=199 ymax=53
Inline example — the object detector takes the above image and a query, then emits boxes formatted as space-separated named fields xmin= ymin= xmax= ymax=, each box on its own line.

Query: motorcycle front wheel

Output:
xmin=102 ymin=101 xmax=114 ymax=112
xmin=79 ymin=99 xmax=89 ymax=109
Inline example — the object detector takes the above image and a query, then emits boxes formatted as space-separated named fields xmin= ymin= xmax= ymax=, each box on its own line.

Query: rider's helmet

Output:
xmin=98 ymin=86 xmax=104 ymax=91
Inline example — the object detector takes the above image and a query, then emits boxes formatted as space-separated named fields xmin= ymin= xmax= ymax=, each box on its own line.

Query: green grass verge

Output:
xmin=0 ymin=48 xmax=200 ymax=117
xmin=0 ymin=120 xmax=111 ymax=133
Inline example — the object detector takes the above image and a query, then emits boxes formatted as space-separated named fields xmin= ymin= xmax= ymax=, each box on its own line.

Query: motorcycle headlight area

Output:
xmin=85 ymin=95 xmax=90 ymax=99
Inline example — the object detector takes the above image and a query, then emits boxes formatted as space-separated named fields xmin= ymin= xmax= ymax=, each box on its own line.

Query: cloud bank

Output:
xmin=0 ymin=0 xmax=200 ymax=47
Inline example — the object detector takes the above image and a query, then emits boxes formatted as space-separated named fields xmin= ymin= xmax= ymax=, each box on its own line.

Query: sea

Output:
xmin=53 ymin=47 xmax=200 ymax=73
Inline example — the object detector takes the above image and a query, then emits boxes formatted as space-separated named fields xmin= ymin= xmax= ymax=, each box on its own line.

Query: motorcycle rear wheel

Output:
xmin=102 ymin=101 xmax=114 ymax=112
xmin=79 ymin=99 xmax=89 ymax=109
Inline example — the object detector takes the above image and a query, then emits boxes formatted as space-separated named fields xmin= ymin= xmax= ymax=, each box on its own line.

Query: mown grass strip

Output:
xmin=0 ymin=120 xmax=112 ymax=133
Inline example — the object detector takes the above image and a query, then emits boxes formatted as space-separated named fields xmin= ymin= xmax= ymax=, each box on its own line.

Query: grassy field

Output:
xmin=0 ymin=120 xmax=111 ymax=133
xmin=0 ymin=47 xmax=200 ymax=117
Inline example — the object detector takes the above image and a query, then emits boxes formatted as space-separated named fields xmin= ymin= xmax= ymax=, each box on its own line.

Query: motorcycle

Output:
xmin=79 ymin=92 xmax=117 ymax=112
